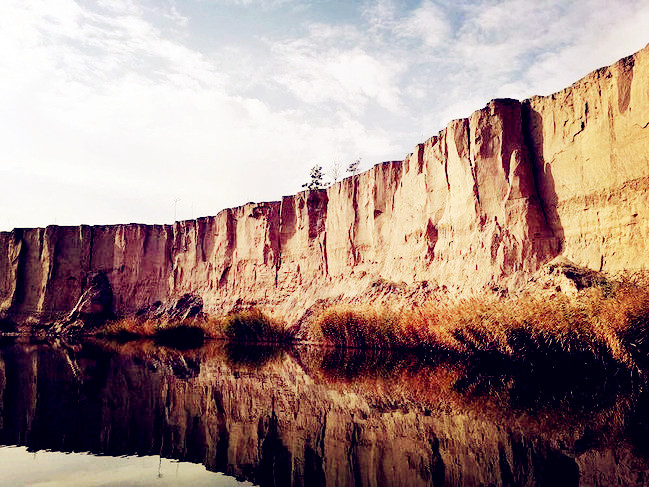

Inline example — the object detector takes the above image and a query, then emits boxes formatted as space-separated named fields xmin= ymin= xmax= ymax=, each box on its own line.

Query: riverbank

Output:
xmin=73 ymin=271 xmax=649 ymax=376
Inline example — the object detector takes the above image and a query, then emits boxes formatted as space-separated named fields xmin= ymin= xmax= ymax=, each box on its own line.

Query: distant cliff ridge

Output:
xmin=2 ymin=44 xmax=649 ymax=327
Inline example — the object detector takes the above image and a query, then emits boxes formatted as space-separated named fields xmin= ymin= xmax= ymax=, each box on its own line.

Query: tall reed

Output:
xmin=311 ymin=275 xmax=649 ymax=370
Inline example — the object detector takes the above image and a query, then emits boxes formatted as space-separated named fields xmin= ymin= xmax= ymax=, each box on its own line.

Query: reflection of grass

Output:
xmin=311 ymin=275 xmax=649 ymax=372
xmin=96 ymin=308 xmax=292 ymax=348
xmin=303 ymin=346 xmax=438 ymax=381
xmin=0 ymin=318 xmax=17 ymax=334
xmin=295 ymin=344 xmax=639 ymax=448
xmin=154 ymin=324 xmax=205 ymax=349
xmin=224 ymin=343 xmax=287 ymax=368
xmin=87 ymin=334 xmax=644 ymax=456
xmin=99 ymin=318 xmax=206 ymax=348
xmin=90 ymin=336 xmax=288 ymax=374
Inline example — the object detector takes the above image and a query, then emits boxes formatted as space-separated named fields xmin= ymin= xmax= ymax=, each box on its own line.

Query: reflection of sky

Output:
xmin=0 ymin=446 xmax=252 ymax=487
xmin=1 ymin=0 xmax=648 ymax=231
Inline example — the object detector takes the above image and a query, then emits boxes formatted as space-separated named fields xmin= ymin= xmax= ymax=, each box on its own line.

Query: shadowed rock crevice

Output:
xmin=51 ymin=271 xmax=114 ymax=334
xmin=521 ymin=101 xmax=564 ymax=255
xmin=617 ymin=55 xmax=635 ymax=113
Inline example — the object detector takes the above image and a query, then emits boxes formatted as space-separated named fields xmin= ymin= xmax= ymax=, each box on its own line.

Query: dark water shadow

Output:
xmin=1 ymin=339 xmax=649 ymax=486
xmin=294 ymin=345 xmax=441 ymax=380
xmin=0 ymin=318 xmax=18 ymax=334
xmin=153 ymin=325 xmax=205 ymax=349
xmin=294 ymin=343 xmax=642 ymax=437
xmin=223 ymin=342 xmax=288 ymax=368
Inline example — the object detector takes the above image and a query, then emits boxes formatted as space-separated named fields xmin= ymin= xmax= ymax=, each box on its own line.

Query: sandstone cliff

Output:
xmin=1 ymin=45 xmax=648 ymax=326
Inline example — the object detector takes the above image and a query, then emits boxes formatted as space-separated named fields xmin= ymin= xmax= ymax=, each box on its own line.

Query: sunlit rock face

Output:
xmin=0 ymin=342 xmax=647 ymax=487
xmin=1 ymin=45 xmax=648 ymax=325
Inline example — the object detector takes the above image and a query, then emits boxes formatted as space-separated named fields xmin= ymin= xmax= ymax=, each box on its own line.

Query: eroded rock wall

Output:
xmin=1 ymin=45 xmax=648 ymax=324
xmin=525 ymin=52 xmax=649 ymax=272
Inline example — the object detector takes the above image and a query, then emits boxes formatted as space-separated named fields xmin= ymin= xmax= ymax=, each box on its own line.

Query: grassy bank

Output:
xmin=311 ymin=275 xmax=649 ymax=371
xmin=96 ymin=275 xmax=649 ymax=372
xmin=97 ymin=308 xmax=292 ymax=345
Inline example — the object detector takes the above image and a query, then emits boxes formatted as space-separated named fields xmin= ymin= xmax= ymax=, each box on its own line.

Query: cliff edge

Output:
xmin=2 ymin=44 xmax=649 ymax=328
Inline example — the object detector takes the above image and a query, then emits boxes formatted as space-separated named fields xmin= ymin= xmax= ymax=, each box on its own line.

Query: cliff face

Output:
xmin=1 ymin=45 xmax=649 ymax=324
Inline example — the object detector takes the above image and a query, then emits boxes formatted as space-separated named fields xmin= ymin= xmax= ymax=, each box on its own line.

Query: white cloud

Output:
xmin=398 ymin=0 xmax=649 ymax=130
xmin=0 ymin=0 xmax=400 ymax=230
xmin=203 ymin=0 xmax=298 ymax=8
xmin=361 ymin=0 xmax=450 ymax=50
xmin=516 ymin=2 xmax=649 ymax=97
xmin=361 ymin=0 xmax=399 ymax=33
xmin=268 ymin=38 xmax=405 ymax=113
xmin=162 ymin=2 xmax=189 ymax=27
xmin=1 ymin=0 xmax=649 ymax=231
xmin=396 ymin=1 xmax=450 ymax=48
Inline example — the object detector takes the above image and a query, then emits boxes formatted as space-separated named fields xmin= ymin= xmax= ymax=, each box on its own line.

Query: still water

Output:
xmin=0 ymin=338 xmax=648 ymax=486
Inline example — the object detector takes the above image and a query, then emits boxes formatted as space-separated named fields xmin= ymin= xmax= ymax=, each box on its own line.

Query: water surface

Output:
xmin=0 ymin=446 xmax=250 ymax=486
xmin=0 ymin=338 xmax=648 ymax=486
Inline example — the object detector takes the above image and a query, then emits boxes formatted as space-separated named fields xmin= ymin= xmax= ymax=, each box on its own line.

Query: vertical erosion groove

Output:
xmin=467 ymin=117 xmax=481 ymax=206
xmin=521 ymin=100 xmax=551 ymax=228
xmin=164 ymin=223 xmax=174 ymax=290
xmin=443 ymin=134 xmax=451 ymax=191
xmin=322 ymin=231 xmax=328 ymax=277
xmin=223 ymin=209 xmax=236 ymax=290
xmin=520 ymin=99 xmax=564 ymax=255
xmin=11 ymin=231 xmax=25 ymax=311
xmin=306 ymin=190 xmax=328 ymax=241
xmin=306 ymin=190 xmax=328 ymax=276
xmin=617 ymin=55 xmax=634 ymax=114
xmin=417 ymin=143 xmax=425 ymax=174
xmin=88 ymin=225 xmax=94 ymax=274
xmin=350 ymin=176 xmax=359 ymax=266
xmin=274 ymin=202 xmax=283 ymax=287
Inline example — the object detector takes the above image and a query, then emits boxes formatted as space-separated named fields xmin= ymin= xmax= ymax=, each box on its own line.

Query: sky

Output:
xmin=1 ymin=0 xmax=648 ymax=231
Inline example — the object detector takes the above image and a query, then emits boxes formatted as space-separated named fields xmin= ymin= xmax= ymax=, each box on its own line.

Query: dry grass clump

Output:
xmin=314 ymin=305 xmax=403 ymax=348
xmin=222 ymin=309 xmax=292 ymax=343
xmin=99 ymin=317 xmax=158 ymax=338
xmin=311 ymin=275 xmax=649 ymax=370
xmin=97 ymin=308 xmax=291 ymax=345
xmin=98 ymin=317 xmax=205 ymax=348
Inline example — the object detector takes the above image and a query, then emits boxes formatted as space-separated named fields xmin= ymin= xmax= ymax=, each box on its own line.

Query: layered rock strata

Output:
xmin=1 ymin=45 xmax=648 ymax=325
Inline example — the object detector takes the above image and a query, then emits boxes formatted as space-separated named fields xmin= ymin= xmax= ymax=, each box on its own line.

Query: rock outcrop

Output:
xmin=1 ymin=44 xmax=649 ymax=326
xmin=49 ymin=272 xmax=113 ymax=335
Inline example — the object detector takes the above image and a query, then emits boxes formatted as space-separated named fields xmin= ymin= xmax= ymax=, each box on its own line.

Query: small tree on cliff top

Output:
xmin=327 ymin=161 xmax=343 ymax=183
xmin=302 ymin=165 xmax=324 ymax=190
xmin=347 ymin=158 xmax=361 ymax=175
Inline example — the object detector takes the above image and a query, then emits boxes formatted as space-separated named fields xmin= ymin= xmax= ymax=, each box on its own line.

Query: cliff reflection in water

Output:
xmin=0 ymin=339 xmax=648 ymax=486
